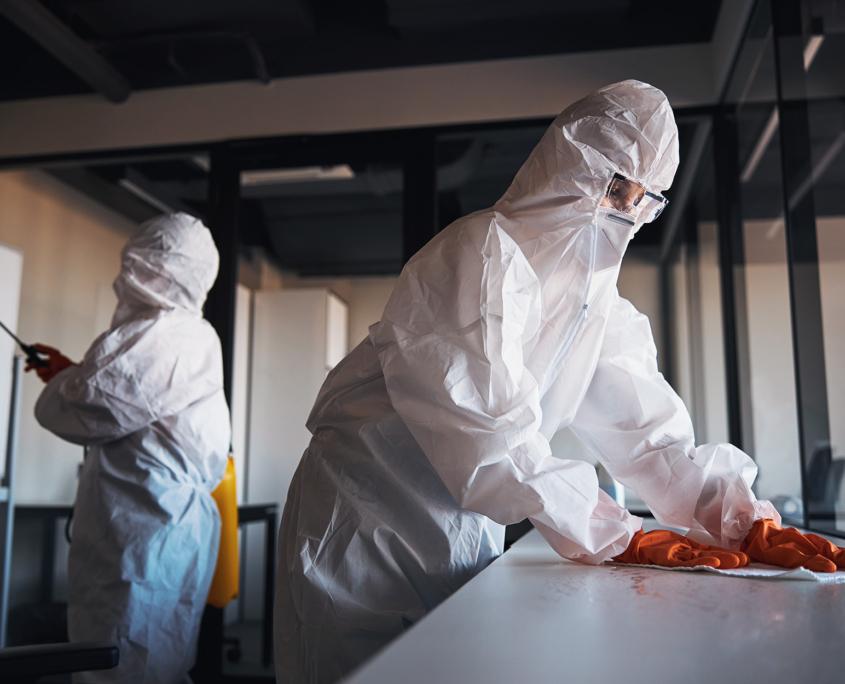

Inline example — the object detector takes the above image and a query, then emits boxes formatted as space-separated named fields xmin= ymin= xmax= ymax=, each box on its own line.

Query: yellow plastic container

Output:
xmin=208 ymin=456 xmax=239 ymax=608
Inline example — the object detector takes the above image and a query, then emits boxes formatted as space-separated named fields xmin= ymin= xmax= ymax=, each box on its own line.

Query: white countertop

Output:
xmin=343 ymin=527 xmax=845 ymax=684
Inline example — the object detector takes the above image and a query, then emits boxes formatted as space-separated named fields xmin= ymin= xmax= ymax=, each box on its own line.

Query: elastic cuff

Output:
xmin=604 ymin=514 xmax=643 ymax=561
xmin=725 ymin=500 xmax=782 ymax=551
xmin=753 ymin=500 xmax=781 ymax=527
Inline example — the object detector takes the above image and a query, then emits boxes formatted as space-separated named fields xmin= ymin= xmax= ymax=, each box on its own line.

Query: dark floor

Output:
xmin=222 ymin=620 xmax=275 ymax=680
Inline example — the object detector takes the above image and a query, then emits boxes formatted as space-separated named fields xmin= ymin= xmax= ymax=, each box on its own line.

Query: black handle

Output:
xmin=20 ymin=343 xmax=49 ymax=368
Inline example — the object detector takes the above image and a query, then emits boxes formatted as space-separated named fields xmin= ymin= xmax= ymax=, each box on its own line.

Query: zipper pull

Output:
xmin=583 ymin=303 xmax=589 ymax=318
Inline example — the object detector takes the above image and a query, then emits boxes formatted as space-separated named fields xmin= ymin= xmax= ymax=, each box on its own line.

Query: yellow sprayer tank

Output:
xmin=207 ymin=456 xmax=239 ymax=608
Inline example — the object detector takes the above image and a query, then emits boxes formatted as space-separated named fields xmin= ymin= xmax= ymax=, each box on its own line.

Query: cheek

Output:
xmin=600 ymin=196 xmax=612 ymax=208
xmin=623 ymin=191 xmax=641 ymax=206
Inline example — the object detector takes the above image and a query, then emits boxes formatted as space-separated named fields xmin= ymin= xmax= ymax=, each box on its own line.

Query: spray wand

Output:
xmin=0 ymin=319 xmax=49 ymax=367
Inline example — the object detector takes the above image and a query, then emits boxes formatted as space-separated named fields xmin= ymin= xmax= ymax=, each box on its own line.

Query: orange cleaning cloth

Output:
xmin=740 ymin=519 xmax=845 ymax=573
xmin=613 ymin=529 xmax=749 ymax=569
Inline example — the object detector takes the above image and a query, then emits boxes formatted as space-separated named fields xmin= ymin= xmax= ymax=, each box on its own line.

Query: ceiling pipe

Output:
xmin=0 ymin=0 xmax=130 ymax=103
xmin=94 ymin=31 xmax=272 ymax=85
xmin=120 ymin=166 xmax=196 ymax=215
xmin=243 ymin=35 xmax=271 ymax=85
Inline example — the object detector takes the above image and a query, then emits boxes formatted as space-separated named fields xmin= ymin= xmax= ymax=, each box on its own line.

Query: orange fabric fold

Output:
xmin=612 ymin=529 xmax=749 ymax=569
xmin=740 ymin=520 xmax=845 ymax=573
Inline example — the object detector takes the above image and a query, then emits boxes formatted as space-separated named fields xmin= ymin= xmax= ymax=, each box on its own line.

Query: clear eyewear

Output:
xmin=604 ymin=173 xmax=668 ymax=223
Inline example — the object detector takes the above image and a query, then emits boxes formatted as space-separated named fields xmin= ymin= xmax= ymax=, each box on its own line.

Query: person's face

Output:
xmin=600 ymin=177 xmax=646 ymax=214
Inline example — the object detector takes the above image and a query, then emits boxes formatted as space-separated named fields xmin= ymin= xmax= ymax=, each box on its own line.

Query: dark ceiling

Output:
xmin=0 ymin=0 xmax=723 ymax=102
xmin=1 ymin=0 xmax=723 ymax=276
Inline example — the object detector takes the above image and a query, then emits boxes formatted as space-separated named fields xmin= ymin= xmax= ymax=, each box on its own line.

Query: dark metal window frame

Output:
xmin=769 ymin=0 xmax=834 ymax=533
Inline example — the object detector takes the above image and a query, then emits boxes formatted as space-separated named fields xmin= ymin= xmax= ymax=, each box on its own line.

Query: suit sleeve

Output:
xmin=569 ymin=293 xmax=780 ymax=549
xmin=372 ymin=223 xmax=641 ymax=564
xmin=34 ymin=343 xmax=156 ymax=446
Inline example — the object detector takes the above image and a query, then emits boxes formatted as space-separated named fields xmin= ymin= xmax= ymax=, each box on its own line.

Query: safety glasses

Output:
xmin=604 ymin=173 xmax=668 ymax=223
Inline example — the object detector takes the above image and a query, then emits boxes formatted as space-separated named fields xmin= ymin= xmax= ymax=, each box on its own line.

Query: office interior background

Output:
xmin=0 ymin=0 xmax=843 ymax=679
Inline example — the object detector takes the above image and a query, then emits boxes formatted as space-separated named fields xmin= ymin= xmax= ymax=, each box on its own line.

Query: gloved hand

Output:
xmin=612 ymin=528 xmax=749 ymax=569
xmin=740 ymin=519 xmax=845 ymax=573
xmin=24 ymin=343 xmax=77 ymax=384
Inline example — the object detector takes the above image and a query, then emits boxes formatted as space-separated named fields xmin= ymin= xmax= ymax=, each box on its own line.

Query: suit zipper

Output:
xmin=540 ymin=227 xmax=597 ymax=395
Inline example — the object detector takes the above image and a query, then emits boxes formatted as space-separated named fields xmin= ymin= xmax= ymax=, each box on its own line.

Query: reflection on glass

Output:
xmin=47 ymin=154 xmax=211 ymax=225
xmin=668 ymin=242 xmax=692 ymax=411
xmin=241 ymin=161 xmax=404 ymax=276
xmin=689 ymin=218 xmax=729 ymax=445
xmin=664 ymin=148 xmax=728 ymax=445
xmin=729 ymin=1 xmax=803 ymax=514
xmin=436 ymin=126 xmax=547 ymax=227
xmin=689 ymin=148 xmax=728 ymax=445
xmin=803 ymin=0 xmax=845 ymax=530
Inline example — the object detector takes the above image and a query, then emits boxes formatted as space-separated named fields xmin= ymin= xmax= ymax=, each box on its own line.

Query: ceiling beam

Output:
xmin=0 ymin=42 xmax=713 ymax=159
xmin=46 ymin=166 xmax=157 ymax=223
xmin=0 ymin=0 xmax=130 ymax=103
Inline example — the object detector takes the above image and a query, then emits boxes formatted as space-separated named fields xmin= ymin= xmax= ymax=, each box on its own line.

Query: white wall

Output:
xmin=818 ymin=217 xmax=845 ymax=461
xmin=699 ymin=222 xmax=729 ymax=444
xmin=343 ymin=278 xmax=399 ymax=350
xmin=670 ymin=245 xmax=694 ymax=416
xmin=0 ymin=170 xmax=135 ymax=504
xmin=231 ymin=284 xmax=252 ymax=504
xmin=0 ymin=241 xmax=23 ymax=479
xmin=247 ymin=289 xmax=338 ymax=514
xmin=743 ymin=220 xmax=802 ymax=501
xmin=270 ymin=269 xmax=398 ymax=352
xmin=662 ymin=225 xmax=729 ymax=449
xmin=688 ymin=221 xmax=729 ymax=445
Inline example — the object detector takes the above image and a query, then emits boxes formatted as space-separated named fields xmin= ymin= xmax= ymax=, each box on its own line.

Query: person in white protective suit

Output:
xmin=274 ymin=80 xmax=780 ymax=684
xmin=29 ymin=213 xmax=231 ymax=684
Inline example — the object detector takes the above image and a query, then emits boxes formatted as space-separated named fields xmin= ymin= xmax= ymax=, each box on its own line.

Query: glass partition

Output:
xmin=240 ymin=161 xmax=404 ymax=276
xmin=703 ymin=0 xmax=845 ymax=531
xmin=689 ymin=152 xmax=730 ymax=445
xmin=730 ymin=0 xmax=803 ymax=514
xmin=797 ymin=0 xmax=845 ymax=531
xmin=664 ymin=144 xmax=730 ymax=446
xmin=436 ymin=125 xmax=547 ymax=227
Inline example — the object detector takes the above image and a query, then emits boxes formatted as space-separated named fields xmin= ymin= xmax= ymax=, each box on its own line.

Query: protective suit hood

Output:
xmin=112 ymin=212 xmax=220 ymax=329
xmin=494 ymin=79 xmax=679 ymax=233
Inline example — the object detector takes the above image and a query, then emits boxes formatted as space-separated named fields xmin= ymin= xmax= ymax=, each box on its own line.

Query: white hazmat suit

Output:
xmin=35 ymin=213 xmax=231 ymax=684
xmin=274 ymin=81 xmax=779 ymax=684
